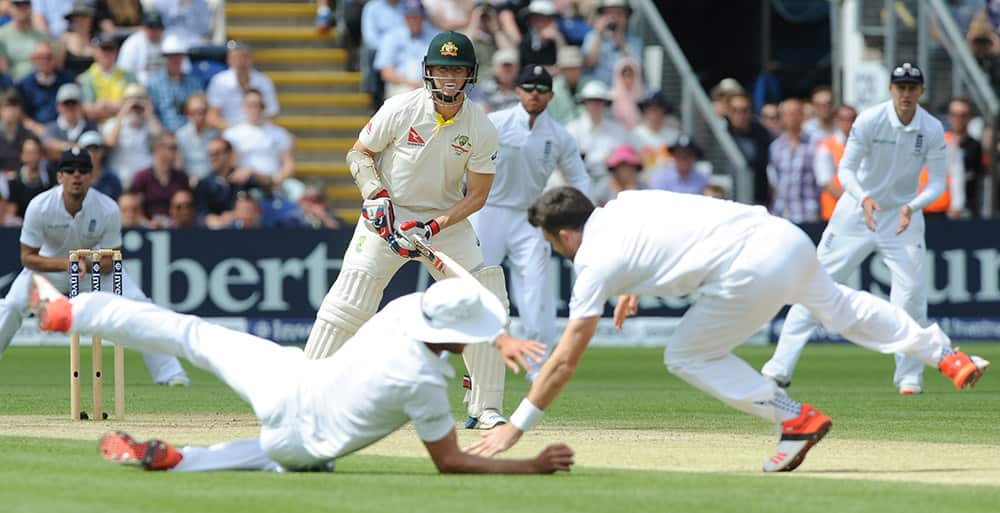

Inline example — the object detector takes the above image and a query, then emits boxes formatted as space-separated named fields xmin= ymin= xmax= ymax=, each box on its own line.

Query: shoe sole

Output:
xmin=777 ymin=420 xmax=832 ymax=472
xmin=98 ymin=431 xmax=138 ymax=464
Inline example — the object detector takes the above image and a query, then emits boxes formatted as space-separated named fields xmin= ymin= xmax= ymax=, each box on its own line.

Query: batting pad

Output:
xmin=304 ymin=269 xmax=384 ymax=359
xmin=462 ymin=266 xmax=510 ymax=416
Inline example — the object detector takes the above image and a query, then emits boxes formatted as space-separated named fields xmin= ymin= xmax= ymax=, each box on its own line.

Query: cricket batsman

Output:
xmin=304 ymin=31 xmax=512 ymax=429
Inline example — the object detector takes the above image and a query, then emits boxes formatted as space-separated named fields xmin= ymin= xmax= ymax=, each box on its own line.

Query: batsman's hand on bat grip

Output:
xmin=399 ymin=219 xmax=441 ymax=242
xmin=361 ymin=191 xmax=395 ymax=241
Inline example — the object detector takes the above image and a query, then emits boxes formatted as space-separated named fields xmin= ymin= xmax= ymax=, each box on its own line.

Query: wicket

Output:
xmin=68 ymin=249 xmax=125 ymax=421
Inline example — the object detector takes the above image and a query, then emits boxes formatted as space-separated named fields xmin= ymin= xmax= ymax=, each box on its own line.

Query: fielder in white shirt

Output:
xmin=28 ymin=277 xmax=573 ymax=474
xmin=0 ymin=148 xmax=188 ymax=385
xmin=468 ymin=187 xmax=989 ymax=472
xmin=763 ymin=63 xmax=946 ymax=395
xmin=471 ymin=65 xmax=589 ymax=382
xmin=304 ymin=32 xmax=515 ymax=430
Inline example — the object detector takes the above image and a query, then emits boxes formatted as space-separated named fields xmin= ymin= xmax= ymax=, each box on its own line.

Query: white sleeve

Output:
xmin=568 ymin=261 xmax=614 ymax=320
xmin=947 ymin=142 xmax=966 ymax=211
xmin=404 ymin=383 xmax=455 ymax=443
xmin=812 ymin=144 xmax=835 ymax=187
xmin=908 ymin=128 xmax=947 ymax=211
xmin=99 ymin=206 xmax=123 ymax=248
xmin=467 ymin=118 xmax=499 ymax=175
xmin=115 ymin=38 xmax=140 ymax=75
xmin=206 ymin=75 xmax=225 ymax=109
xmin=275 ymin=127 xmax=292 ymax=153
xmin=357 ymin=101 xmax=399 ymax=153
xmin=19 ymin=200 xmax=44 ymax=248
xmin=837 ymin=120 xmax=870 ymax=202
xmin=557 ymin=132 xmax=590 ymax=195
xmin=260 ymin=76 xmax=280 ymax=119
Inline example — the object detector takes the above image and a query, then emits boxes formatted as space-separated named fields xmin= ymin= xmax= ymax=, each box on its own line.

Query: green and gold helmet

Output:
xmin=423 ymin=31 xmax=479 ymax=105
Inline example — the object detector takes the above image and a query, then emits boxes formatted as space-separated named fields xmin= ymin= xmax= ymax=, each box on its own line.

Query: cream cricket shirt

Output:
xmin=487 ymin=105 xmax=590 ymax=210
xmin=837 ymin=101 xmax=946 ymax=212
xmin=284 ymin=293 xmax=457 ymax=462
xmin=20 ymin=185 xmax=122 ymax=257
xmin=568 ymin=191 xmax=772 ymax=319
xmin=359 ymin=88 xmax=499 ymax=214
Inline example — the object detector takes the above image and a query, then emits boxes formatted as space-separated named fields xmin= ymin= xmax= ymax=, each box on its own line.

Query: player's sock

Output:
xmin=768 ymin=389 xmax=802 ymax=423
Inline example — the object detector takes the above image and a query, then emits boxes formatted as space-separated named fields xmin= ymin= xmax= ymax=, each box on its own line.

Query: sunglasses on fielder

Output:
xmin=520 ymin=83 xmax=551 ymax=94
xmin=60 ymin=167 xmax=92 ymax=175
xmin=891 ymin=64 xmax=922 ymax=79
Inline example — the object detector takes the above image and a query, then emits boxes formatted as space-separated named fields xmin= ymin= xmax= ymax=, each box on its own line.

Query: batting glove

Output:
xmin=399 ymin=219 xmax=440 ymax=241
xmin=386 ymin=232 xmax=418 ymax=259
xmin=360 ymin=191 xmax=395 ymax=241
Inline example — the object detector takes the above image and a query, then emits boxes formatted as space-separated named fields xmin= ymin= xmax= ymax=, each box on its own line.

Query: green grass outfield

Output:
xmin=1 ymin=344 xmax=998 ymax=513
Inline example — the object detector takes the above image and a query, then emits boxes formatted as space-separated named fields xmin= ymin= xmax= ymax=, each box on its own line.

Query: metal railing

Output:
xmin=630 ymin=0 xmax=754 ymax=204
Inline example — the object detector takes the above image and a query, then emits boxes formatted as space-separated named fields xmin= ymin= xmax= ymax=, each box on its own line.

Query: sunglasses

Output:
xmin=60 ymin=167 xmax=92 ymax=175
xmin=520 ymin=83 xmax=551 ymax=94
xmin=892 ymin=64 xmax=922 ymax=79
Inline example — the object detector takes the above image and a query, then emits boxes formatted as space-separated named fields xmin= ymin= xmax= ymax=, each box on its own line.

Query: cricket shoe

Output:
xmin=99 ymin=431 xmax=141 ymax=464
xmin=762 ymin=404 xmax=832 ymax=472
xmin=898 ymin=383 xmax=923 ymax=396
xmin=465 ymin=409 xmax=507 ymax=430
xmin=28 ymin=275 xmax=72 ymax=333
xmin=99 ymin=431 xmax=183 ymax=470
xmin=939 ymin=350 xmax=990 ymax=390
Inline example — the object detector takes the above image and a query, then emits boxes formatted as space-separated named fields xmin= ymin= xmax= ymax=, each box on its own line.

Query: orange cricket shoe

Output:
xmin=762 ymin=404 xmax=832 ymax=473
xmin=99 ymin=431 xmax=141 ymax=464
xmin=99 ymin=431 xmax=182 ymax=471
xmin=939 ymin=350 xmax=991 ymax=390
xmin=28 ymin=275 xmax=72 ymax=333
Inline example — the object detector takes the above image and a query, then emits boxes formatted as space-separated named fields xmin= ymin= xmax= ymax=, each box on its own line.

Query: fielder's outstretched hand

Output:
xmin=533 ymin=444 xmax=575 ymax=473
xmin=467 ymin=423 xmax=523 ymax=456
xmin=613 ymin=294 xmax=639 ymax=329
xmin=494 ymin=334 xmax=546 ymax=374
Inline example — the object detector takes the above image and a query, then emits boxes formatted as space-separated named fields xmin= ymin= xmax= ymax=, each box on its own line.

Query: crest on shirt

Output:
xmin=407 ymin=127 xmax=425 ymax=146
xmin=440 ymin=41 xmax=459 ymax=57
xmin=914 ymin=134 xmax=923 ymax=155
xmin=451 ymin=134 xmax=471 ymax=155
xmin=88 ymin=219 xmax=96 ymax=234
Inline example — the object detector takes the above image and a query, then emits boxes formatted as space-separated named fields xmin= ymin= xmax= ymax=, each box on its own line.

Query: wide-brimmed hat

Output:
xmin=78 ymin=130 xmax=105 ymax=148
xmin=596 ymin=0 xmax=632 ymax=16
xmin=160 ymin=34 xmax=188 ymax=56
xmin=606 ymin=144 xmax=641 ymax=170
xmin=401 ymin=278 xmax=507 ymax=344
xmin=576 ymin=80 xmax=612 ymax=103
xmin=519 ymin=0 xmax=558 ymax=20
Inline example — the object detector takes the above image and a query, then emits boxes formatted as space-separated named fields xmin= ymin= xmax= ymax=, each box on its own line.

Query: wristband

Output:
xmin=510 ymin=398 xmax=544 ymax=432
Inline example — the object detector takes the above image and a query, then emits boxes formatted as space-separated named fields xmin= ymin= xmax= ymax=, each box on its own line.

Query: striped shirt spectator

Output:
xmin=767 ymin=99 xmax=819 ymax=223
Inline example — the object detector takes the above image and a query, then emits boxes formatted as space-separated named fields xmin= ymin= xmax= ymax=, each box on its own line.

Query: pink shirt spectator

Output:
xmin=610 ymin=58 xmax=643 ymax=130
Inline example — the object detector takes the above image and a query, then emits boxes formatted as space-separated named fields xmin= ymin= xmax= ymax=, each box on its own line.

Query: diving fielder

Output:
xmin=0 ymin=148 xmax=188 ymax=386
xmin=762 ymin=63 xmax=943 ymax=395
xmin=29 ymin=276 xmax=573 ymax=474
xmin=304 ymin=31 xmax=512 ymax=429
xmin=471 ymin=65 xmax=590 ymax=381
xmin=468 ymin=187 xmax=988 ymax=472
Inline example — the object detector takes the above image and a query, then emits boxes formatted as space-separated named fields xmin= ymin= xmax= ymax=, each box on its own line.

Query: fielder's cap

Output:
xmin=556 ymin=45 xmax=583 ymax=68
xmin=64 ymin=0 xmax=95 ymax=20
xmin=91 ymin=33 xmax=118 ymax=49
xmin=9 ymin=0 xmax=30 ymax=5
xmin=402 ymin=0 xmax=425 ymax=17
xmin=143 ymin=10 xmax=165 ymax=29
xmin=596 ymin=0 xmax=632 ymax=16
xmin=576 ymin=80 xmax=612 ymax=103
xmin=424 ymin=31 xmax=477 ymax=68
xmin=56 ymin=146 xmax=92 ymax=171
xmin=517 ymin=65 xmax=552 ymax=88
xmin=520 ymin=0 xmax=558 ymax=19
xmin=78 ymin=130 xmax=104 ymax=148
xmin=638 ymin=90 xmax=672 ymax=112
xmin=160 ymin=34 xmax=188 ymax=55
xmin=402 ymin=278 xmax=507 ymax=344
xmin=56 ymin=83 xmax=82 ymax=103
xmin=890 ymin=62 xmax=924 ymax=85
xmin=124 ymin=83 xmax=147 ymax=99
xmin=606 ymin=144 xmax=641 ymax=170
xmin=492 ymin=48 xmax=519 ymax=67
xmin=668 ymin=134 xmax=702 ymax=158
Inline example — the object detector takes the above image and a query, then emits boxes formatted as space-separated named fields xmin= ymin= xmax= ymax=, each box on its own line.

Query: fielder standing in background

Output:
xmin=468 ymin=187 xmax=988 ymax=472
xmin=471 ymin=65 xmax=589 ymax=382
xmin=0 ymin=148 xmax=189 ymax=386
xmin=763 ymin=63 xmax=944 ymax=395
xmin=304 ymin=31 xmax=514 ymax=429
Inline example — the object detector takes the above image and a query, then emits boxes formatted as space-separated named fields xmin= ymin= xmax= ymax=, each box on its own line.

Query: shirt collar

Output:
xmin=886 ymin=101 xmax=922 ymax=132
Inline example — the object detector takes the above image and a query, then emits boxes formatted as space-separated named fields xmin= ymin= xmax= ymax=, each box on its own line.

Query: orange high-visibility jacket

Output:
xmin=818 ymin=135 xmax=845 ymax=221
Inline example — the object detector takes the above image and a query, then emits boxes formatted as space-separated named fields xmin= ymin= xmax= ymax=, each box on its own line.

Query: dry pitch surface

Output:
xmin=3 ymin=413 xmax=998 ymax=486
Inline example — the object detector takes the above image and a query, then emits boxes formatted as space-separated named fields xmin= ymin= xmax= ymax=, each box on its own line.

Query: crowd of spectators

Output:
xmin=0 ymin=0 xmax=344 ymax=231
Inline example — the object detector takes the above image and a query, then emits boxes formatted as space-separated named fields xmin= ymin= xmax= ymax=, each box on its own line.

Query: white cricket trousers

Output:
xmin=70 ymin=292 xmax=324 ymax=472
xmin=666 ymin=218 xmax=950 ymax=422
xmin=0 ymin=268 xmax=185 ymax=383
xmin=470 ymin=205 xmax=556 ymax=373
xmin=763 ymin=204 xmax=927 ymax=388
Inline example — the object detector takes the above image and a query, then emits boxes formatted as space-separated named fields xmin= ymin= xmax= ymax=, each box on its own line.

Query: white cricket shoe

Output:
xmin=464 ymin=409 xmax=507 ymax=429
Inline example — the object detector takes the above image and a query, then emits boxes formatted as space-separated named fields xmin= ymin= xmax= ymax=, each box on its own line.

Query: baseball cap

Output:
xmin=56 ymin=147 xmax=92 ymax=172
xmin=401 ymin=278 xmax=507 ymax=344
xmin=556 ymin=46 xmax=583 ymax=68
xmin=402 ymin=0 xmax=424 ymax=16
xmin=668 ymin=135 xmax=702 ymax=159
xmin=143 ymin=11 xmax=165 ymax=29
xmin=606 ymin=144 xmax=641 ymax=170
xmin=576 ymin=80 xmax=612 ymax=103
xmin=64 ymin=1 xmax=94 ymax=20
xmin=890 ymin=62 xmax=924 ymax=85
xmin=91 ymin=33 xmax=118 ymax=49
xmin=596 ymin=0 xmax=632 ymax=15
xmin=78 ymin=130 xmax=104 ymax=148
xmin=56 ymin=83 xmax=82 ymax=104
xmin=517 ymin=65 xmax=552 ymax=88
xmin=638 ymin=91 xmax=672 ymax=112
xmin=492 ymin=48 xmax=519 ymax=67
xmin=160 ymin=34 xmax=188 ymax=55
